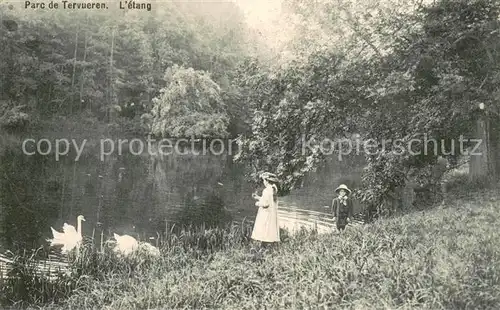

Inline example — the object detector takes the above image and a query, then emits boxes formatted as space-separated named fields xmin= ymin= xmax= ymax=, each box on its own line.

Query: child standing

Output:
xmin=331 ymin=184 xmax=354 ymax=232
xmin=251 ymin=172 xmax=280 ymax=251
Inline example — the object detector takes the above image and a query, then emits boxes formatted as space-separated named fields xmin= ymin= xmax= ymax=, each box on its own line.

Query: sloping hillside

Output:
xmin=33 ymin=184 xmax=500 ymax=309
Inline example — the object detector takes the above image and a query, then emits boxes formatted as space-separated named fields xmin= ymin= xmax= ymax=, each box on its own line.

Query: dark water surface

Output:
xmin=0 ymin=134 xmax=365 ymax=252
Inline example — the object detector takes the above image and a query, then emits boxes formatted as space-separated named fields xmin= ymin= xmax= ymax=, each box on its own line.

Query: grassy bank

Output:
xmin=2 ymin=185 xmax=500 ymax=309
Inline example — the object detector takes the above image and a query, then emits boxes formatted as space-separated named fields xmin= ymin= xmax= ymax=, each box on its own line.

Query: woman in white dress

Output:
xmin=251 ymin=172 xmax=280 ymax=250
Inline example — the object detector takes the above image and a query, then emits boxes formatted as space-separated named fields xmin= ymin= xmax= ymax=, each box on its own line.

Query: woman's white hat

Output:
xmin=260 ymin=172 xmax=279 ymax=183
xmin=335 ymin=184 xmax=351 ymax=194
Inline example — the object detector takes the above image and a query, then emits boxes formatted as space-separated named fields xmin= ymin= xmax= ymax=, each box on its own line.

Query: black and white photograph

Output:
xmin=1 ymin=0 xmax=500 ymax=308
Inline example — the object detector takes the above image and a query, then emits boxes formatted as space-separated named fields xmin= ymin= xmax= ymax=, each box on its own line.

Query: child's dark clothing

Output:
xmin=332 ymin=197 xmax=353 ymax=231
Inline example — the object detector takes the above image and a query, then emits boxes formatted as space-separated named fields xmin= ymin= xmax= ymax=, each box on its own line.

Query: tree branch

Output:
xmin=339 ymin=8 xmax=382 ymax=58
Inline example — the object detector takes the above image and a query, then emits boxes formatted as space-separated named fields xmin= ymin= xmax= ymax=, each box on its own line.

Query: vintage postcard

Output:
xmin=1 ymin=0 xmax=499 ymax=308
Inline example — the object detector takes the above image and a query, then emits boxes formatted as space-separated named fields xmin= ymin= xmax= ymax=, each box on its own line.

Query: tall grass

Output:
xmin=2 ymin=186 xmax=500 ymax=309
xmin=0 ymin=219 xmax=259 ymax=307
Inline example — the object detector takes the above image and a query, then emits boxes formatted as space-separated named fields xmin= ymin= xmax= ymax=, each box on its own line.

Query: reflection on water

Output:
xmin=278 ymin=205 xmax=365 ymax=235
xmin=0 ymin=137 xmax=364 ymax=253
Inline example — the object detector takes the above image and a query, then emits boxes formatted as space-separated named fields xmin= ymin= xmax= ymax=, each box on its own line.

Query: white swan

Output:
xmin=112 ymin=233 xmax=160 ymax=257
xmin=47 ymin=215 xmax=86 ymax=254
xmin=112 ymin=233 xmax=139 ymax=257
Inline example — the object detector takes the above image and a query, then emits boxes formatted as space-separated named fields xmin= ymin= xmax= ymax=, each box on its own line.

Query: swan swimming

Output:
xmin=47 ymin=215 xmax=86 ymax=254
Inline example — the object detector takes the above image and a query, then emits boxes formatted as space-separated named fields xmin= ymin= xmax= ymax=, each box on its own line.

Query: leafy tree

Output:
xmin=149 ymin=65 xmax=229 ymax=138
xmin=356 ymin=0 xmax=500 ymax=207
xmin=0 ymin=2 xmax=252 ymax=135
xmin=234 ymin=52 xmax=366 ymax=190
xmin=236 ymin=0 xmax=500 ymax=215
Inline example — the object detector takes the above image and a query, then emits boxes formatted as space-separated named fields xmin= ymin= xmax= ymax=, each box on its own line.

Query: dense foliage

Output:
xmin=0 ymin=2 xmax=251 ymax=136
xmin=236 ymin=0 xmax=500 ymax=212
xmin=149 ymin=65 xmax=229 ymax=138
xmin=2 ymin=0 xmax=500 ymax=213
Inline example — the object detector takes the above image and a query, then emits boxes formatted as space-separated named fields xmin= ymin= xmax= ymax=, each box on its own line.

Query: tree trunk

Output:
xmin=80 ymin=31 xmax=88 ymax=110
xmin=107 ymin=28 xmax=115 ymax=123
xmin=469 ymin=111 xmax=498 ymax=181
xmin=490 ymin=114 xmax=500 ymax=178
xmin=70 ymin=30 xmax=79 ymax=115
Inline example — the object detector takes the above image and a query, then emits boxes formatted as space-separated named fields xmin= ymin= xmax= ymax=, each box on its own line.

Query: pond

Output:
xmin=0 ymin=134 xmax=366 ymax=253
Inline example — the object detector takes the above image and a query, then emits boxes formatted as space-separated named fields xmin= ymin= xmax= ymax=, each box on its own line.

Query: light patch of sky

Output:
xmin=235 ymin=0 xmax=293 ymax=52
xmin=235 ymin=0 xmax=283 ymax=28
xmin=233 ymin=0 xmax=433 ymax=61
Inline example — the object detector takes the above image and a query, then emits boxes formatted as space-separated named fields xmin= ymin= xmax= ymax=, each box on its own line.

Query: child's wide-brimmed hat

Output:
xmin=335 ymin=184 xmax=351 ymax=194
xmin=260 ymin=172 xmax=279 ymax=183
